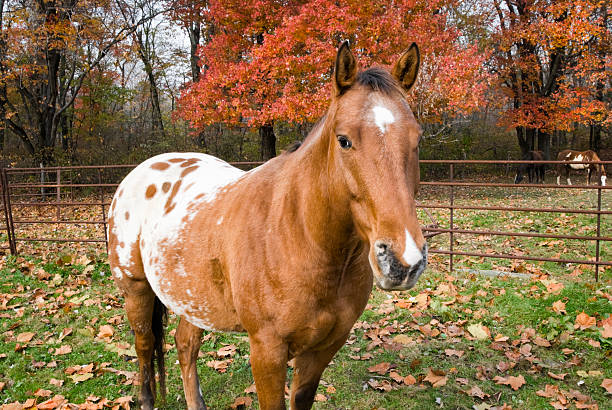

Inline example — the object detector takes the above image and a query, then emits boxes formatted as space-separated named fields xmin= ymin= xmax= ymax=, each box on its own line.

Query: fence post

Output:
xmin=595 ymin=184 xmax=601 ymax=282
xmin=56 ymin=168 xmax=61 ymax=221
xmin=449 ymin=163 xmax=454 ymax=273
xmin=97 ymin=169 xmax=109 ymax=253
xmin=1 ymin=169 xmax=16 ymax=255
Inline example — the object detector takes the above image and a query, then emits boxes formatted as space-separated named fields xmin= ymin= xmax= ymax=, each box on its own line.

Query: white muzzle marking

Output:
xmin=402 ymin=228 xmax=423 ymax=267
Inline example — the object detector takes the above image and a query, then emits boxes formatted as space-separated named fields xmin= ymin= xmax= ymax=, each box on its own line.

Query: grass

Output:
xmin=0 ymin=185 xmax=610 ymax=409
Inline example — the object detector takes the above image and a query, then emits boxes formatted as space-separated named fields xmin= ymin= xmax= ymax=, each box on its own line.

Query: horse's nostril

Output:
xmin=374 ymin=241 xmax=389 ymax=255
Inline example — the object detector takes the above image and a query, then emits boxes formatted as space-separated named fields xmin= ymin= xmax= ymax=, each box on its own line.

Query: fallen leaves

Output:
xmin=600 ymin=316 xmax=612 ymax=338
xmin=423 ymin=368 xmax=447 ymax=388
xmin=574 ymin=312 xmax=596 ymax=330
xmin=367 ymin=362 xmax=391 ymax=375
xmin=601 ymin=378 xmax=612 ymax=394
xmin=16 ymin=332 xmax=35 ymax=343
xmin=53 ymin=345 xmax=72 ymax=355
xmin=444 ymin=348 xmax=465 ymax=358
xmin=230 ymin=396 xmax=253 ymax=408
xmin=97 ymin=324 xmax=114 ymax=339
xmin=552 ymin=300 xmax=567 ymax=314
xmin=467 ymin=323 xmax=490 ymax=340
xmin=493 ymin=374 xmax=526 ymax=391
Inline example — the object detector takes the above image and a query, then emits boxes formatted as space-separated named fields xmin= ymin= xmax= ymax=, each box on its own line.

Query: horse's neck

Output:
xmin=277 ymin=126 xmax=356 ymax=260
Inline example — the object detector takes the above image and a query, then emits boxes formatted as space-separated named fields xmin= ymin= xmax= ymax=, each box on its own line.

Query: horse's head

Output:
xmin=326 ymin=41 xmax=426 ymax=291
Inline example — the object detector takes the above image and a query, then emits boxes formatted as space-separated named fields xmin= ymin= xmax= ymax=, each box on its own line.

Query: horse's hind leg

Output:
xmin=290 ymin=334 xmax=349 ymax=410
xmin=123 ymin=284 xmax=157 ymax=410
xmin=175 ymin=318 xmax=206 ymax=410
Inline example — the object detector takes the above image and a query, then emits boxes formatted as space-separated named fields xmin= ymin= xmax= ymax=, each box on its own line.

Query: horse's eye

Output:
xmin=337 ymin=135 xmax=352 ymax=150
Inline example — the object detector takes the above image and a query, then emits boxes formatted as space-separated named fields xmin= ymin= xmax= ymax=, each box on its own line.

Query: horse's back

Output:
xmin=108 ymin=153 xmax=244 ymax=282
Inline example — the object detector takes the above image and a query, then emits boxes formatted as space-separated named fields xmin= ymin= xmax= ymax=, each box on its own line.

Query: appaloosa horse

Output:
xmin=556 ymin=150 xmax=607 ymax=186
xmin=514 ymin=150 xmax=545 ymax=184
xmin=108 ymin=41 xmax=427 ymax=410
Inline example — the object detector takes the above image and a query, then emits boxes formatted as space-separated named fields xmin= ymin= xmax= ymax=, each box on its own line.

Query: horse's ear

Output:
xmin=392 ymin=43 xmax=420 ymax=93
xmin=333 ymin=40 xmax=357 ymax=96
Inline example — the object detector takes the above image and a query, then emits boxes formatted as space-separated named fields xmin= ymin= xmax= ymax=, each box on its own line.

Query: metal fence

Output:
xmin=0 ymin=160 xmax=609 ymax=280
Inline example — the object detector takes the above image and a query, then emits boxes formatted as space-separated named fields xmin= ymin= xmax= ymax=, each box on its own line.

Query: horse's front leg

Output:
xmin=175 ymin=318 xmax=206 ymax=410
xmin=587 ymin=168 xmax=592 ymax=185
xmin=249 ymin=330 xmax=289 ymax=410
xmin=290 ymin=333 xmax=349 ymax=410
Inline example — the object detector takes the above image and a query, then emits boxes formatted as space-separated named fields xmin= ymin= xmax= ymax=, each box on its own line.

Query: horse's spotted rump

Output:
xmin=162 ymin=182 xmax=171 ymax=193
xmin=145 ymin=184 xmax=157 ymax=199
xmin=181 ymin=158 xmax=200 ymax=168
xmin=181 ymin=166 xmax=198 ymax=178
xmin=151 ymin=162 xmax=170 ymax=171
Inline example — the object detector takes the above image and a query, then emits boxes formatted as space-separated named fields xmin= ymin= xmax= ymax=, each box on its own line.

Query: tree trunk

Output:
xmin=537 ymin=130 xmax=550 ymax=159
xmin=591 ymin=124 xmax=601 ymax=152
xmin=188 ymin=21 xmax=201 ymax=82
xmin=259 ymin=123 xmax=276 ymax=161
xmin=516 ymin=126 xmax=529 ymax=156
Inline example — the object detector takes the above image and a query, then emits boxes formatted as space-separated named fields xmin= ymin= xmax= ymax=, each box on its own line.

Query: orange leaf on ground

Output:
xmin=97 ymin=325 xmax=114 ymax=339
xmin=23 ymin=398 xmax=37 ymax=408
xmin=534 ymin=336 xmax=551 ymax=347
xmin=54 ymin=345 xmax=72 ymax=355
xmin=575 ymin=312 xmax=596 ymax=330
xmin=16 ymin=332 xmax=35 ymax=343
xmin=494 ymin=375 xmax=526 ymax=391
xmin=601 ymin=378 xmax=612 ymax=393
xmin=601 ymin=316 xmax=612 ymax=338
xmin=424 ymin=368 xmax=447 ymax=388
xmin=217 ymin=344 xmax=237 ymax=357
xmin=367 ymin=362 xmax=391 ymax=375
xmin=114 ymin=395 xmax=133 ymax=410
xmin=466 ymin=385 xmax=489 ymax=399
xmin=314 ymin=393 xmax=327 ymax=402
xmin=367 ymin=379 xmax=393 ymax=392
xmin=244 ymin=383 xmax=257 ymax=394
xmin=547 ymin=372 xmax=567 ymax=380
xmin=444 ymin=349 xmax=465 ymax=357
xmin=230 ymin=396 xmax=253 ymax=408
xmin=544 ymin=280 xmax=564 ymax=294
xmin=552 ymin=300 xmax=566 ymax=314
xmin=34 ymin=388 xmax=52 ymax=397
xmin=403 ymin=374 xmax=417 ymax=385
xmin=389 ymin=371 xmax=404 ymax=383
xmin=37 ymin=395 xmax=66 ymax=409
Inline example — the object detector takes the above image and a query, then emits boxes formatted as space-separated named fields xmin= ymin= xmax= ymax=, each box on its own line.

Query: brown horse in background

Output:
xmin=556 ymin=150 xmax=607 ymax=186
xmin=108 ymin=41 xmax=426 ymax=410
xmin=514 ymin=150 xmax=545 ymax=184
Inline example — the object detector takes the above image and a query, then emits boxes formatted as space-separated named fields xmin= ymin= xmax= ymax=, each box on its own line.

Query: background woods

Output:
xmin=0 ymin=0 xmax=609 ymax=166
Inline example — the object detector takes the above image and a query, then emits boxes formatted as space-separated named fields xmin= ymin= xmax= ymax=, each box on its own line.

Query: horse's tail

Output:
xmin=152 ymin=296 xmax=167 ymax=402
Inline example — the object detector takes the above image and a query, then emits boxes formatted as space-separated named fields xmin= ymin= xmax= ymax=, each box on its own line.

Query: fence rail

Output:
xmin=0 ymin=159 xmax=609 ymax=280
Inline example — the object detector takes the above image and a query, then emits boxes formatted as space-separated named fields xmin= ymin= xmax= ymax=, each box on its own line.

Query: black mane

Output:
xmin=356 ymin=68 xmax=401 ymax=95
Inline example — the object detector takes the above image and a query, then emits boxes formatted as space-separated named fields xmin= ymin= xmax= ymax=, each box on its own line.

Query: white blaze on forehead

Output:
xmin=372 ymin=105 xmax=395 ymax=133
xmin=402 ymin=228 xmax=423 ymax=266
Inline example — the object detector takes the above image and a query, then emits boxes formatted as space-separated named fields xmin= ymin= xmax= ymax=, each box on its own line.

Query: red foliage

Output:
xmin=177 ymin=0 xmax=491 ymax=130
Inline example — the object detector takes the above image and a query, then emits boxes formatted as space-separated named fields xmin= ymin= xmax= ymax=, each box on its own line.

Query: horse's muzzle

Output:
xmin=372 ymin=241 xmax=427 ymax=291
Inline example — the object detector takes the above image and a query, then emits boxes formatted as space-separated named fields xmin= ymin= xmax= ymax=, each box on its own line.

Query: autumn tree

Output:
xmin=490 ymin=0 xmax=611 ymax=157
xmin=0 ymin=0 xmax=165 ymax=164
xmin=166 ymin=0 xmax=212 ymax=82
xmin=177 ymin=0 xmax=491 ymax=160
